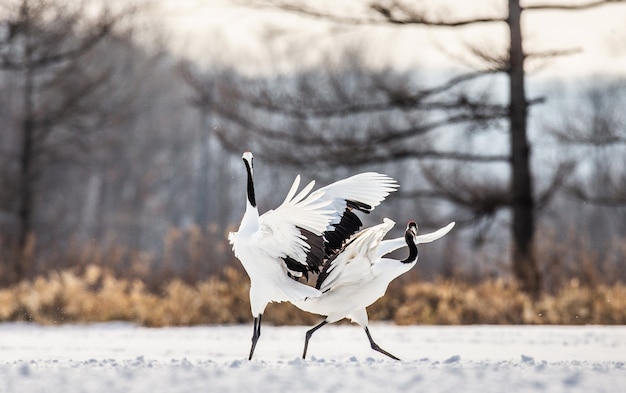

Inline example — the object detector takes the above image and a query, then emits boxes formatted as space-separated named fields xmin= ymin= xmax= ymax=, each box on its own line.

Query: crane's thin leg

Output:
xmin=364 ymin=327 xmax=400 ymax=361
xmin=302 ymin=320 xmax=328 ymax=359
xmin=248 ymin=314 xmax=262 ymax=360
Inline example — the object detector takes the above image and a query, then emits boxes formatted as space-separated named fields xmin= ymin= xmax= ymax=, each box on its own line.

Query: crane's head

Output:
xmin=242 ymin=151 xmax=254 ymax=173
xmin=400 ymin=221 xmax=419 ymax=264
xmin=406 ymin=221 xmax=418 ymax=238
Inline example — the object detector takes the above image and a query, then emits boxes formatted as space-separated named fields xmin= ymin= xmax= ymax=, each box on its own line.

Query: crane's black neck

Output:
xmin=244 ymin=158 xmax=256 ymax=208
xmin=400 ymin=231 xmax=418 ymax=264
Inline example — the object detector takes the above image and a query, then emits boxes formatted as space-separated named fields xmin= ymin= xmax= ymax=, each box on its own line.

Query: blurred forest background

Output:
xmin=1 ymin=0 xmax=625 ymax=324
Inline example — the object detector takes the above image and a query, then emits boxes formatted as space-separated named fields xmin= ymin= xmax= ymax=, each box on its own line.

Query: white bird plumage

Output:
xmin=228 ymin=152 xmax=398 ymax=360
xmin=293 ymin=218 xmax=455 ymax=360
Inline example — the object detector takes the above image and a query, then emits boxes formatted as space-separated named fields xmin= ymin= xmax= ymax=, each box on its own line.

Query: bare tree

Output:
xmin=202 ymin=0 xmax=625 ymax=295
xmin=0 ymin=0 xmax=139 ymax=281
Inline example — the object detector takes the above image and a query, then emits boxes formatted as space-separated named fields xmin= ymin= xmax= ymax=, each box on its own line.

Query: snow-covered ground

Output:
xmin=1 ymin=323 xmax=625 ymax=392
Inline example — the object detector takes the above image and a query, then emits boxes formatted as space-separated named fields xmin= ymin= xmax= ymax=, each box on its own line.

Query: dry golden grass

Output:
xmin=379 ymin=278 xmax=626 ymax=325
xmin=1 ymin=265 xmax=625 ymax=326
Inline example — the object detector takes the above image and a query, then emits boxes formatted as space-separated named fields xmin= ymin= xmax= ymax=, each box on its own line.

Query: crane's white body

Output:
xmin=229 ymin=175 xmax=331 ymax=316
xmin=294 ymin=219 xmax=455 ymax=326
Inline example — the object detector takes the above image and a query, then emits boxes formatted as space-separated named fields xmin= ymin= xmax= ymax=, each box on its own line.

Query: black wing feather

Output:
xmin=282 ymin=200 xmax=374 ymax=283
xmin=316 ymin=235 xmax=359 ymax=290
xmin=323 ymin=204 xmax=364 ymax=257
xmin=346 ymin=200 xmax=372 ymax=213
xmin=282 ymin=227 xmax=325 ymax=281
xmin=315 ymin=252 xmax=337 ymax=290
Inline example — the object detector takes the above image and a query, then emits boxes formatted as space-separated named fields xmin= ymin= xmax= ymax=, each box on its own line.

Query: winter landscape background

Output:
xmin=1 ymin=1 xmax=626 ymax=391
xmin=2 ymin=323 xmax=625 ymax=393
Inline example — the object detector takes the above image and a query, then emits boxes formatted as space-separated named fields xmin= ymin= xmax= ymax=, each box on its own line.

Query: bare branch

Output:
xmin=549 ymin=78 xmax=626 ymax=146
xmin=248 ymin=0 xmax=506 ymax=27
xmin=369 ymin=1 xmax=507 ymax=26
xmin=419 ymin=162 xmax=511 ymax=218
xmin=524 ymin=0 xmax=626 ymax=12
xmin=373 ymin=149 xmax=510 ymax=163
xmin=565 ymin=176 xmax=626 ymax=206
xmin=370 ymin=107 xmax=508 ymax=145
xmin=535 ymin=161 xmax=577 ymax=211
xmin=525 ymin=47 xmax=582 ymax=59
xmin=0 ymin=2 xmax=136 ymax=72
xmin=35 ymin=68 xmax=112 ymax=136
xmin=464 ymin=43 xmax=510 ymax=72
xmin=208 ymin=69 xmax=499 ymax=121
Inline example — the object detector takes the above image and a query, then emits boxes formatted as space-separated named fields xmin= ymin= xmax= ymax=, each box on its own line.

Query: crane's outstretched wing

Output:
xmin=316 ymin=218 xmax=396 ymax=292
xmin=414 ymin=222 xmax=455 ymax=244
xmin=311 ymin=173 xmax=398 ymax=256
xmin=258 ymin=175 xmax=334 ymax=279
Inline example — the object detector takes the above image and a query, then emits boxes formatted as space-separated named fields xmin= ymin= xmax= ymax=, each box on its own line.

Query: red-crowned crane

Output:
xmin=294 ymin=218 xmax=455 ymax=360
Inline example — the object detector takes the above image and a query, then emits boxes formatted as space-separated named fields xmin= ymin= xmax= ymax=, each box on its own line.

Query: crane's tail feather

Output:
xmin=282 ymin=278 xmax=322 ymax=301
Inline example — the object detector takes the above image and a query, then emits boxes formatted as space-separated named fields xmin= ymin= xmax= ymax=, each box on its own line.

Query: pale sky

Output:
xmin=153 ymin=0 xmax=626 ymax=77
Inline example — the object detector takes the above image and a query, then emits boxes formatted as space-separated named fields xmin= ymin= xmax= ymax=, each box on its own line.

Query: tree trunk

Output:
xmin=507 ymin=0 xmax=541 ymax=296
xmin=16 ymin=53 xmax=35 ymax=281
xmin=195 ymin=108 xmax=210 ymax=229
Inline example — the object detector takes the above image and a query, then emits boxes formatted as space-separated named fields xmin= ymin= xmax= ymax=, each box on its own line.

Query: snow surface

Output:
xmin=1 ymin=323 xmax=625 ymax=393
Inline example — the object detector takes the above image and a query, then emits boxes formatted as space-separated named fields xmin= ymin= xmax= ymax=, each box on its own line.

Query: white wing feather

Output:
xmin=415 ymin=222 xmax=455 ymax=244
xmin=317 ymin=219 xmax=396 ymax=293
xmin=257 ymin=176 xmax=333 ymax=265
xmin=281 ymin=174 xmax=301 ymax=205
xmin=310 ymin=173 xmax=398 ymax=226
xmin=291 ymin=180 xmax=317 ymax=207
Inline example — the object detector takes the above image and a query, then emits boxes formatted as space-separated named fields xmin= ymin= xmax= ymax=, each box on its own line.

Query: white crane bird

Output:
xmin=228 ymin=152 xmax=398 ymax=360
xmin=293 ymin=218 xmax=455 ymax=360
